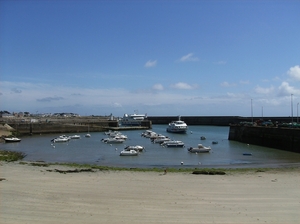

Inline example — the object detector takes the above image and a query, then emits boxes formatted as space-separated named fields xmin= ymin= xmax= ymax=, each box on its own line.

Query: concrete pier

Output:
xmin=228 ymin=125 xmax=300 ymax=153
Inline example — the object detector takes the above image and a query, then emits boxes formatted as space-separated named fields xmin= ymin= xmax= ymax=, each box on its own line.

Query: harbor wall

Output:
xmin=5 ymin=120 xmax=152 ymax=135
xmin=147 ymin=116 xmax=293 ymax=126
xmin=228 ymin=125 xmax=300 ymax=153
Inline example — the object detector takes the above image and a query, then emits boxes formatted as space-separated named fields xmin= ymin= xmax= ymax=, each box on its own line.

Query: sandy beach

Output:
xmin=1 ymin=162 xmax=300 ymax=224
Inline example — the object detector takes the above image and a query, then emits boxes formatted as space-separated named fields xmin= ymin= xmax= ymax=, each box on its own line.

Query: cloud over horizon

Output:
xmin=144 ymin=60 xmax=157 ymax=68
xmin=178 ymin=53 xmax=199 ymax=62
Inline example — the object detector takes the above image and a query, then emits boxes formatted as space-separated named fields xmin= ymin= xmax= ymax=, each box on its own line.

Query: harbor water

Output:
xmin=1 ymin=125 xmax=300 ymax=168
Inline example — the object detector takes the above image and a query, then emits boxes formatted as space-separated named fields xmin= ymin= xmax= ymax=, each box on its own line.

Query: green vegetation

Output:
xmin=2 ymin=150 xmax=299 ymax=174
xmin=0 ymin=150 xmax=26 ymax=162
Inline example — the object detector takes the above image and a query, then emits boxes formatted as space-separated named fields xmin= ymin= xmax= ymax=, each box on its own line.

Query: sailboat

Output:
xmin=85 ymin=125 xmax=91 ymax=137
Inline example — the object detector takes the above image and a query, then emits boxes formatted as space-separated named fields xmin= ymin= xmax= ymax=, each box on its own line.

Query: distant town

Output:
xmin=0 ymin=111 xmax=81 ymax=118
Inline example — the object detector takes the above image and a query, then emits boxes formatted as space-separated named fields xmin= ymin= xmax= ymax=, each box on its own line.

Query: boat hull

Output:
xmin=119 ymin=150 xmax=138 ymax=156
xmin=166 ymin=128 xmax=187 ymax=133
xmin=4 ymin=138 xmax=21 ymax=143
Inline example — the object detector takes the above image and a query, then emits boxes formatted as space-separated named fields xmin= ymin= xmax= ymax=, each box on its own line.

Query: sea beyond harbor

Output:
xmin=1 ymin=125 xmax=300 ymax=168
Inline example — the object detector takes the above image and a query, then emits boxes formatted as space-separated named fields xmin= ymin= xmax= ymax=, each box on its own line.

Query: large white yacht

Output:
xmin=119 ymin=112 xmax=147 ymax=126
xmin=166 ymin=116 xmax=188 ymax=133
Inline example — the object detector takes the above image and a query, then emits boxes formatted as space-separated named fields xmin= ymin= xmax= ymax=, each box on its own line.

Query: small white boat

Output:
xmin=101 ymin=137 xmax=125 ymax=144
xmin=188 ymin=144 xmax=211 ymax=153
xmin=141 ymin=130 xmax=157 ymax=138
xmin=124 ymin=145 xmax=145 ymax=152
xmin=4 ymin=137 xmax=21 ymax=143
xmin=85 ymin=133 xmax=91 ymax=138
xmin=51 ymin=136 xmax=70 ymax=143
xmin=152 ymin=136 xmax=171 ymax=144
xmin=119 ymin=149 xmax=138 ymax=156
xmin=161 ymin=140 xmax=185 ymax=148
xmin=70 ymin=135 xmax=81 ymax=139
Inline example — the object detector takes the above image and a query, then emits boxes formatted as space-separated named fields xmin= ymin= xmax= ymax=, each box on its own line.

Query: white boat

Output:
xmin=188 ymin=144 xmax=211 ymax=153
xmin=105 ymin=130 xmax=122 ymax=136
xmin=119 ymin=149 xmax=138 ymax=156
xmin=124 ymin=145 xmax=145 ymax=152
xmin=166 ymin=116 xmax=188 ymax=133
xmin=120 ymin=112 xmax=147 ymax=126
xmin=152 ymin=135 xmax=171 ymax=144
xmin=51 ymin=136 xmax=70 ymax=143
xmin=85 ymin=125 xmax=91 ymax=137
xmin=101 ymin=137 xmax=125 ymax=144
xmin=161 ymin=140 xmax=185 ymax=147
xmin=70 ymin=135 xmax=81 ymax=139
xmin=4 ymin=137 xmax=21 ymax=143
xmin=141 ymin=130 xmax=157 ymax=138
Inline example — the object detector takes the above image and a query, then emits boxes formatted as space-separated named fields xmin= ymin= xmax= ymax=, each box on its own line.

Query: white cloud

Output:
xmin=144 ymin=60 xmax=157 ymax=68
xmin=152 ymin=83 xmax=164 ymax=91
xmin=278 ymin=81 xmax=300 ymax=96
xmin=255 ymin=85 xmax=275 ymax=94
xmin=287 ymin=65 xmax=300 ymax=81
xmin=220 ymin=82 xmax=236 ymax=87
xmin=113 ymin=102 xmax=122 ymax=107
xmin=178 ymin=53 xmax=199 ymax=62
xmin=171 ymin=82 xmax=195 ymax=90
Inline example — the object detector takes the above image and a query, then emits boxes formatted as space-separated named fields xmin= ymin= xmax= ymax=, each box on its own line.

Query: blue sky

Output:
xmin=1 ymin=0 xmax=300 ymax=117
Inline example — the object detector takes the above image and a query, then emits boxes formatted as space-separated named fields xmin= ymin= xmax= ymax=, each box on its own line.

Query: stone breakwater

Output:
xmin=228 ymin=125 xmax=300 ymax=153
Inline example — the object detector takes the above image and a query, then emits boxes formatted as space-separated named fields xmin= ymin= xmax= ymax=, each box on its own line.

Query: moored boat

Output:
xmin=166 ymin=116 xmax=188 ymax=133
xmin=188 ymin=144 xmax=211 ymax=153
xmin=124 ymin=145 xmax=145 ymax=152
xmin=70 ymin=135 xmax=81 ymax=139
xmin=161 ymin=140 xmax=185 ymax=147
xmin=4 ymin=137 xmax=21 ymax=143
xmin=120 ymin=112 xmax=147 ymax=126
xmin=119 ymin=149 xmax=138 ymax=156
xmin=101 ymin=137 xmax=125 ymax=144
xmin=51 ymin=136 xmax=70 ymax=143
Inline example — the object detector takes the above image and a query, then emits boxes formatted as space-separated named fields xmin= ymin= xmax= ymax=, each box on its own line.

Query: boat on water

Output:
xmin=4 ymin=137 xmax=21 ymax=143
xmin=124 ymin=145 xmax=145 ymax=152
xmin=119 ymin=149 xmax=139 ymax=156
xmin=51 ymin=136 xmax=70 ymax=143
xmin=161 ymin=140 xmax=185 ymax=148
xmin=188 ymin=144 xmax=211 ymax=153
xmin=152 ymin=135 xmax=171 ymax=144
xmin=119 ymin=112 xmax=147 ymax=126
xmin=85 ymin=125 xmax=91 ymax=137
xmin=166 ymin=116 xmax=188 ymax=133
xmin=70 ymin=135 xmax=81 ymax=139
xmin=101 ymin=137 xmax=126 ymax=144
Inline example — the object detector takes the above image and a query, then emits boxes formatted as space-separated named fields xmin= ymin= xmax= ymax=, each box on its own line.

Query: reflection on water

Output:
xmin=1 ymin=125 xmax=300 ymax=168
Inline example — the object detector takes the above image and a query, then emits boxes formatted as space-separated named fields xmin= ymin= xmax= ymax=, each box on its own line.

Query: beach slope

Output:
xmin=1 ymin=163 xmax=300 ymax=224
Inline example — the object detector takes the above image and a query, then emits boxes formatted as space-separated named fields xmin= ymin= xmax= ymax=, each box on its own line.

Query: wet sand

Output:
xmin=1 ymin=162 xmax=300 ymax=224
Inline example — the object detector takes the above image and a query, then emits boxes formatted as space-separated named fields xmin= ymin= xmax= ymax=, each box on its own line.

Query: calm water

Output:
xmin=2 ymin=125 xmax=300 ymax=168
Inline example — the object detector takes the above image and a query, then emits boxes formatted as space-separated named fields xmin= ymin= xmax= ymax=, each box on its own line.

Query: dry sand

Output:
xmin=1 ymin=162 xmax=300 ymax=224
